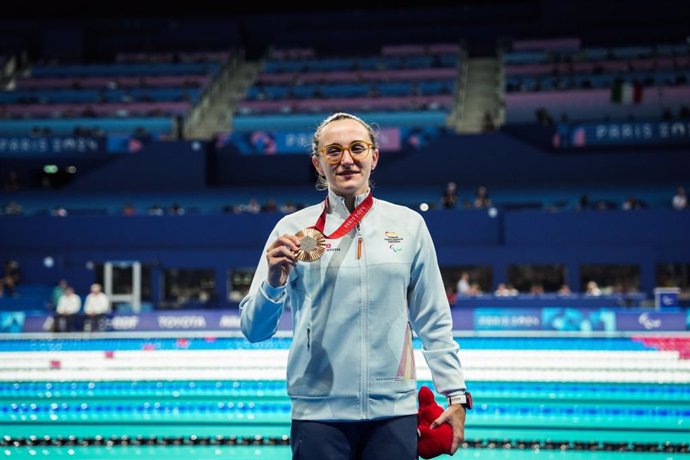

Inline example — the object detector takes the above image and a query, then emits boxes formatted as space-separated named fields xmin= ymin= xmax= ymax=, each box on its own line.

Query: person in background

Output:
xmin=168 ymin=203 xmax=185 ymax=215
xmin=495 ymin=283 xmax=519 ymax=296
xmin=585 ymin=281 xmax=602 ymax=296
xmin=481 ymin=111 xmax=496 ymax=132
xmin=622 ymin=195 xmax=643 ymax=211
xmin=672 ymin=186 xmax=687 ymax=210
xmin=557 ymin=284 xmax=573 ymax=296
xmin=239 ymin=112 xmax=469 ymax=460
xmin=456 ymin=271 xmax=470 ymax=296
xmin=529 ymin=283 xmax=545 ymax=295
xmin=577 ymin=194 xmax=590 ymax=211
xmin=1 ymin=260 xmax=20 ymax=297
xmin=54 ymin=286 xmax=81 ymax=333
xmin=3 ymin=201 xmax=23 ymax=215
xmin=442 ymin=181 xmax=458 ymax=209
xmin=473 ymin=185 xmax=492 ymax=209
xmin=50 ymin=206 xmax=68 ymax=217
xmin=122 ymin=202 xmax=137 ymax=215
xmin=51 ymin=279 xmax=69 ymax=311
xmin=148 ymin=204 xmax=165 ymax=216
xmin=494 ymin=283 xmax=512 ymax=297
xmin=83 ymin=283 xmax=111 ymax=332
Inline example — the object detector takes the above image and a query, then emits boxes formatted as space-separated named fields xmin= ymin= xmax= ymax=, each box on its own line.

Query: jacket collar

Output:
xmin=327 ymin=188 xmax=371 ymax=218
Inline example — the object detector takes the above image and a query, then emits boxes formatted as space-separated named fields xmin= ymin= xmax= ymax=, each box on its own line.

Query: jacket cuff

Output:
xmin=260 ymin=281 xmax=287 ymax=302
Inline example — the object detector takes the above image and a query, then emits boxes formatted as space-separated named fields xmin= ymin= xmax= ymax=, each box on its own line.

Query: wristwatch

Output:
xmin=447 ymin=391 xmax=473 ymax=410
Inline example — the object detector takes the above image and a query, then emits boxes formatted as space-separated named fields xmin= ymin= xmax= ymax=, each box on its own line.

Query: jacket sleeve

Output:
xmin=407 ymin=213 xmax=467 ymax=396
xmin=239 ymin=224 xmax=289 ymax=343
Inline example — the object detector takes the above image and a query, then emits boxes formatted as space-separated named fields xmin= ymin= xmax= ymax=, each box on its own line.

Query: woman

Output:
xmin=240 ymin=112 xmax=469 ymax=459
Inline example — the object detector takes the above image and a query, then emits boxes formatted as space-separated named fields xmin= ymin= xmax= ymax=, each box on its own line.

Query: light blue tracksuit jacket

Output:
xmin=240 ymin=190 xmax=466 ymax=421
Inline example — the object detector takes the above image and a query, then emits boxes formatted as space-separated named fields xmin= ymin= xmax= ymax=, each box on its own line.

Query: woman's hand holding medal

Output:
xmin=265 ymin=234 xmax=301 ymax=288
xmin=266 ymin=192 xmax=373 ymax=287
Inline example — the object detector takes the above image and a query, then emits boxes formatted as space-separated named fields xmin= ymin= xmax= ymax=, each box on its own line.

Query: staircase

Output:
xmin=183 ymin=56 xmax=261 ymax=140
xmin=456 ymin=57 xmax=502 ymax=134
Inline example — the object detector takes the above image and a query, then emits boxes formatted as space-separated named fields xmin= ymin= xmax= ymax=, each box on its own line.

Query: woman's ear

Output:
xmin=311 ymin=155 xmax=324 ymax=176
xmin=371 ymin=148 xmax=379 ymax=170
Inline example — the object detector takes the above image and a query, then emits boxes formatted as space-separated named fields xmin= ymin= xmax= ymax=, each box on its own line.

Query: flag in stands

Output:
xmin=611 ymin=79 xmax=643 ymax=104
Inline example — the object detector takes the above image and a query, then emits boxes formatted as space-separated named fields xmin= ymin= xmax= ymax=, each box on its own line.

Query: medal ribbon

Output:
xmin=311 ymin=192 xmax=373 ymax=239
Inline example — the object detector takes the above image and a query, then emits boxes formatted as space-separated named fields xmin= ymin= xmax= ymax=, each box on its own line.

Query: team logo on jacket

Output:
xmin=384 ymin=231 xmax=404 ymax=253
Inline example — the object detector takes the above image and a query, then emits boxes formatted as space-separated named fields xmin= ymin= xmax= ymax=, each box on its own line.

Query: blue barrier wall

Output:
xmin=65 ymin=141 xmax=208 ymax=192
xmin=1 ymin=209 xmax=689 ymax=308
xmin=214 ymin=130 xmax=690 ymax=190
xmin=4 ymin=131 xmax=688 ymax=196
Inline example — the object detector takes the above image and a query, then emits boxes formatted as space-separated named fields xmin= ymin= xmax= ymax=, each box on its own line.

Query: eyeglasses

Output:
xmin=318 ymin=140 xmax=373 ymax=165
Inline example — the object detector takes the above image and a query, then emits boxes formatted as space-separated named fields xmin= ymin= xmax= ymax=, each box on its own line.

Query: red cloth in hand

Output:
xmin=417 ymin=386 xmax=453 ymax=459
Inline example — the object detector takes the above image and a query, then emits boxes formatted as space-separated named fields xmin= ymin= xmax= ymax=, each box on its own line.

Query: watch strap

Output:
xmin=447 ymin=391 xmax=472 ymax=409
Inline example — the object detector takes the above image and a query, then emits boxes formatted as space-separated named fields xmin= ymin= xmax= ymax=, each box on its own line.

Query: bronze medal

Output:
xmin=297 ymin=192 xmax=373 ymax=262
xmin=295 ymin=228 xmax=326 ymax=262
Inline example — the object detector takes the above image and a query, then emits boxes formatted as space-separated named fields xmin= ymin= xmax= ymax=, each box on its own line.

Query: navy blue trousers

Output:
xmin=291 ymin=415 xmax=418 ymax=460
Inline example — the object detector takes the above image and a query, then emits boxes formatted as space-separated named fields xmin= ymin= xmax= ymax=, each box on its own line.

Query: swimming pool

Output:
xmin=1 ymin=334 xmax=688 ymax=459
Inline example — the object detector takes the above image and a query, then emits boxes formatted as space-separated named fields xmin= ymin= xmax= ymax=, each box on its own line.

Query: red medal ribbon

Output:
xmin=311 ymin=192 xmax=373 ymax=239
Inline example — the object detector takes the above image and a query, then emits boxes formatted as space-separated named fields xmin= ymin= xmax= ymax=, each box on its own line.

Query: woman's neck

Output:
xmin=343 ymin=196 xmax=356 ymax=212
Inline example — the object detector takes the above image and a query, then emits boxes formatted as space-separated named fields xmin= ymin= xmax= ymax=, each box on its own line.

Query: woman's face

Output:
xmin=312 ymin=118 xmax=379 ymax=198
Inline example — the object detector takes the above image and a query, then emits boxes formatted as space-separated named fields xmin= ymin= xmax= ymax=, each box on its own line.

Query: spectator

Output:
xmin=54 ymin=286 xmax=81 ymax=333
xmin=473 ymin=185 xmax=492 ymax=209
xmin=50 ymin=206 xmax=68 ymax=217
xmin=51 ymin=279 xmax=69 ymax=311
xmin=442 ymin=181 xmax=458 ymax=209
xmin=3 ymin=201 xmax=23 ymax=215
xmin=557 ymin=284 xmax=573 ymax=296
xmin=529 ymin=283 xmax=545 ymax=295
xmin=168 ymin=203 xmax=185 ymax=215
xmin=122 ymin=202 xmax=137 ymax=215
xmin=482 ymin=111 xmax=496 ymax=132
xmin=468 ymin=282 xmax=484 ymax=296
xmin=280 ymin=201 xmax=297 ymax=214
xmin=494 ymin=283 xmax=511 ymax=296
xmin=672 ymin=186 xmax=687 ymax=210
xmin=262 ymin=198 xmax=278 ymax=213
xmin=535 ymin=107 xmax=554 ymax=125
xmin=83 ymin=283 xmax=111 ymax=332
xmin=577 ymin=194 xmax=590 ymax=211
xmin=1 ymin=260 xmax=20 ymax=297
xmin=246 ymin=198 xmax=262 ymax=214
xmin=495 ymin=283 xmax=519 ymax=296
xmin=622 ymin=196 xmax=643 ymax=211
xmin=585 ymin=281 xmax=602 ymax=296
xmin=148 ymin=204 xmax=164 ymax=216
xmin=456 ymin=272 xmax=470 ymax=296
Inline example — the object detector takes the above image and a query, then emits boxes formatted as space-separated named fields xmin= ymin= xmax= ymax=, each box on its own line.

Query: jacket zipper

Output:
xmin=357 ymin=222 xmax=368 ymax=418
xmin=307 ymin=326 xmax=311 ymax=351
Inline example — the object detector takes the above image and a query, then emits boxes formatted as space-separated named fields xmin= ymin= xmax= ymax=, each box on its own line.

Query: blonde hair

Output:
xmin=311 ymin=112 xmax=378 ymax=191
